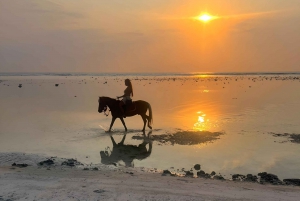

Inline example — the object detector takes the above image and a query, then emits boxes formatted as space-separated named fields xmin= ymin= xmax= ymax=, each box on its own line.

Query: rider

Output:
xmin=117 ymin=79 xmax=133 ymax=117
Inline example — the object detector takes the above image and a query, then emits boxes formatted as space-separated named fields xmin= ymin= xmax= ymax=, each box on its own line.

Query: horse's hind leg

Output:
xmin=145 ymin=115 xmax=152 ymax=129
xmin=141 ymin=114 xmax=147 ymax=131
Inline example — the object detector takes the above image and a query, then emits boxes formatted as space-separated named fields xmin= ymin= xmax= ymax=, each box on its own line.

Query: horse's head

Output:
xmin=98 ymin=97 xmax=107 ymax=113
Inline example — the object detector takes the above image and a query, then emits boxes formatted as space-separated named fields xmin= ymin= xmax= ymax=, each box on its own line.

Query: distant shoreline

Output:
xmin=1 ymin=72 xmax=300 ymax=77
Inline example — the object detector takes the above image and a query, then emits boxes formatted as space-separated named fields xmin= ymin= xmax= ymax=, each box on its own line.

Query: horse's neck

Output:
xmin=103 ymin=97 xmax=117 ymax=107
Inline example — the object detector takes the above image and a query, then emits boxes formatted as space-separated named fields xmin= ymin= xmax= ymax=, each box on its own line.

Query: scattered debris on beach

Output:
xmin=133 ymin=130 xmax=224 ymax=145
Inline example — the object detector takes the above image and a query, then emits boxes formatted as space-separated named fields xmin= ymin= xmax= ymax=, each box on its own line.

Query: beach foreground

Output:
xmin=1 ymin=164 xmax=300 ymax=201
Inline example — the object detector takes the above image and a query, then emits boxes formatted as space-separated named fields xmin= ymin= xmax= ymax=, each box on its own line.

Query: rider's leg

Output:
xmin=123 ymin=104 xmax=127 ymax=118
xmin=119 ymin=101 xmax=126 ymax=117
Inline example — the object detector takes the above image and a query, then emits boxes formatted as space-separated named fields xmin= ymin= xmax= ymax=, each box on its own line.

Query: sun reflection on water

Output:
xmin=193 ymin=111 xmax=209 ymax=131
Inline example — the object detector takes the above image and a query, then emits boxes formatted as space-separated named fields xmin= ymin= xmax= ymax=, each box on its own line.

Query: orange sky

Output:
xmin=1 ymin=0 xmax=300 ymax=73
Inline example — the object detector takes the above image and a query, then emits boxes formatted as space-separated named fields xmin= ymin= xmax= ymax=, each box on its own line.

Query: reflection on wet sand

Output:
xmin=100 ymin=131 xmax=152 ymax=167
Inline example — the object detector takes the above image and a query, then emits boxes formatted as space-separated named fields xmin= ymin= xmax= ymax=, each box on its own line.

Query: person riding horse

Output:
xmin=98 ymin=79 xmax=153 ymax=131
xmin=117 ymin=79 xmax=133 ymax=118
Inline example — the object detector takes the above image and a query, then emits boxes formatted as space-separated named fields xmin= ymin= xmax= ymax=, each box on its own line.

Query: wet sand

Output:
xmin=1 ymin=74 xmax=300 ymax=199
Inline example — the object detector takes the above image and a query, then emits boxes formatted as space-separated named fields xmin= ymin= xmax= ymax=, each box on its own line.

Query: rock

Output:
xmin=232 ymin=174 xmax=245 ymax=181
xmin=93 ymin=167 xmax=99 ymax=171
xmin=245 ymin=174 xmax=258 ymax=182
xmin=283 ymin=179 xmax=300 ymax=186
xmin=197 ymin=170 xmax=205 ymax=176
xmin=39 ymin=159 xmax=55 ymax=166
xmin=61 ymin=159 xmax=83 ymax=167
xmin=210 ymin=171 xmax=216 ymax=176
xmin=18 ymin=84 xmax=22 ymax=88
xmin=83 ymin=167 xmax=89 ymax=170
xmin=185 ymin=171 xmax=194 ymax=177
xmin=93 ymin=189 xmax=106 ymax=194
xmin=55 ymin=84 xmax=59 ymax=87
xmin=197 ymin=170 xmax=211 ymax=178
xmin=163 ymin=169 xmax=172 ymax=174
xmin=194 ymin=164 xmax=201 ymax=170
xmin=213 ymin=175 xmax=225 ymax=180
xmin=12 ymin=163 xmax=28 ymax=168
xmin=258 ymin=172 xmax=283 ymax=185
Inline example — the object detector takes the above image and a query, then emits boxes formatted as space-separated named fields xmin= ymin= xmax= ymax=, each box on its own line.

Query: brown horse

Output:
xmin=98 ymin=96 xmax=153 ymax=131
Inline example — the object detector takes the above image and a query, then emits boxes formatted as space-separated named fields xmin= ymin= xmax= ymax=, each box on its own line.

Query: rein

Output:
xmin=103 ymin=106 xmax=111 ymax=117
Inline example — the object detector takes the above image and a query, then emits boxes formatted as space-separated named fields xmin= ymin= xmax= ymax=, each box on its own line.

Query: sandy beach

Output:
xmin=1 ymin=154 xmax=300 ymax=201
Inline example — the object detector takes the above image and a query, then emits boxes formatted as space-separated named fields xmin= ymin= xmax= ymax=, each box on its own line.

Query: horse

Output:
xmin=98 ymin=96 xmax=153 ymax=132
xmin=100 ymin=131 xmax=152 ymax=167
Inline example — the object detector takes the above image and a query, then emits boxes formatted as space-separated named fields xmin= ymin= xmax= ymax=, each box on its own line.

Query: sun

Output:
xmin=196 ymin=13 xmax=217 ymax=22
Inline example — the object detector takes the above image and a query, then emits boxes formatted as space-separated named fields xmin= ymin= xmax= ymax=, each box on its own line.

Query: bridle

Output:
xmin=103 ymin=106 xmax=110 ymax=117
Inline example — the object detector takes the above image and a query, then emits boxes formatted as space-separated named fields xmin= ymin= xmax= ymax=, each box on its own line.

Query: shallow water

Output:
xmin=1 ymin=75 xmax=300 ymax=179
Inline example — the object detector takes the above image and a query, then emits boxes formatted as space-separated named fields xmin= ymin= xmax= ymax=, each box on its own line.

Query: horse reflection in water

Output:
xmin=100 ymin=131 xmax=152 ymax=167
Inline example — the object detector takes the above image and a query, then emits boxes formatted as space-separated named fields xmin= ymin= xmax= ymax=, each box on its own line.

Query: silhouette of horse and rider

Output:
xmin=98 ymin=79 xmax=153 ymax=132
xmin=100 ymin=131 xmax=152 ymax=167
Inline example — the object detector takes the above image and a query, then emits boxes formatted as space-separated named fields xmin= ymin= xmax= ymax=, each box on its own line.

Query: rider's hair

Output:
xmin=125 ymin=79 xmax=133 ymax=97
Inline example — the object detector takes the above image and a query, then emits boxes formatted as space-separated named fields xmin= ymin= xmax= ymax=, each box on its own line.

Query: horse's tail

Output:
xmin=148 ymin=102 xmax=153 ymax=125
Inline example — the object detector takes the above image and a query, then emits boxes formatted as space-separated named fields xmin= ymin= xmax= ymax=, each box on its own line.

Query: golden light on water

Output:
xmin=193 ymin=111 xmax=209 ymax=131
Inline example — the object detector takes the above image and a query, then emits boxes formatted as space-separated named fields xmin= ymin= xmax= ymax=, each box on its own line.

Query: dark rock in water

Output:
xmin=83 ymin=167 xmax=89 ymax=170
xmin=213 ymin=175 xmax=225 ymax=180
xmin=283 ymin=179 xmax=300 ymax=186
xmin=232 ymin=174 xmax=246 ymax=181
xmin=210 ymin=171 xmax=216 ymax=176
xmin=12 ymin=163 xmax=28 ymax=168
xmin=258 ymin=172 xmax=283 ymax=185
xmin=55 ymin=84 xmax=59 ymax=87
xmin=93 ymin=167 xmax=99 ymax=171
xmin=39 ymin=159 xmax=55 ymax=166
xmin=18 ymin=84 xmax=22 ymax=88
xmin=194 ymin=164 xmax=201 ymax=170
xmin=61 ymin=159 xmax=83 ymax=167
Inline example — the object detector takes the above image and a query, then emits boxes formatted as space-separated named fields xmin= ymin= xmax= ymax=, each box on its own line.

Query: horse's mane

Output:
xmin=100 ymin=96 xmax=117 ymax=102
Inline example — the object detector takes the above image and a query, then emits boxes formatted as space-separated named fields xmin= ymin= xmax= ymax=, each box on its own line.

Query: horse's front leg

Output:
xmin=108 ymin=117 xmax=116 ymax=132
xmin=120 ymin=117 xmax=128 ymax=132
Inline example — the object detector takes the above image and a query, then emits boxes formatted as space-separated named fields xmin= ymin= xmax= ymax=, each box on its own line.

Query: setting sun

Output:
xmin=196 ymin=13 xmax=217 ymax=22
